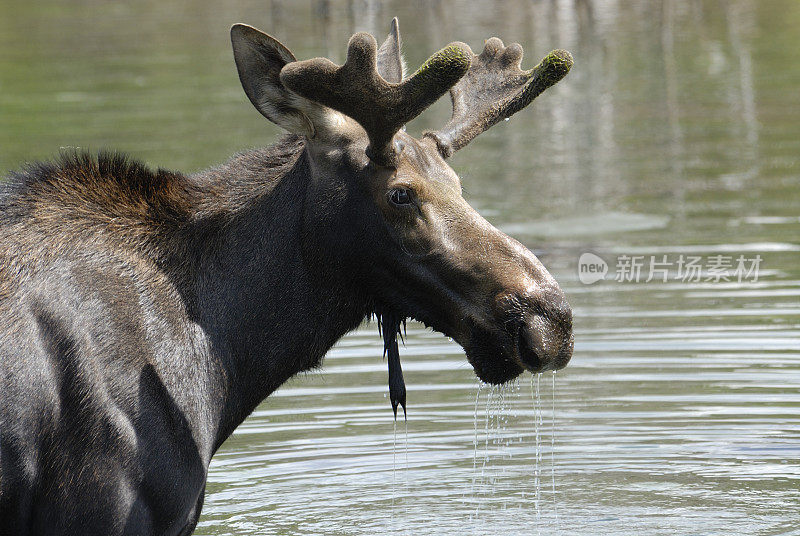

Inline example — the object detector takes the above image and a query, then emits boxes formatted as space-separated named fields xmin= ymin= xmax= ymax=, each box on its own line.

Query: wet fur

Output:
xmin=0 ymin=138 xmax=375 ymax=535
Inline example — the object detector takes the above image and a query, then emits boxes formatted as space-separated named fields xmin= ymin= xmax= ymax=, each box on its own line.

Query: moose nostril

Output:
xmin=497 ymin=288 xmax=573 ymax=371
xmin=518 ymin=315 xmax=561 ymax=364
xmin=516 ymin=322 xmax=542 ymax=370
xmin=511 ymin=293 xmax=573 ymax=372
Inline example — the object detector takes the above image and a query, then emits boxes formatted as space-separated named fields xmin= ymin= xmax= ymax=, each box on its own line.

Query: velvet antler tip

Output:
xmin=539 ymin=49 xmax=573 ymax=84
xmin=345 ymin=32 xmax=378 ymax=66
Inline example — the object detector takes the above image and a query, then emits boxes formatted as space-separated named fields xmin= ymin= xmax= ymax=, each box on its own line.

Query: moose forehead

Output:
xmin=392 ymin=132 xmax=461 ymax=191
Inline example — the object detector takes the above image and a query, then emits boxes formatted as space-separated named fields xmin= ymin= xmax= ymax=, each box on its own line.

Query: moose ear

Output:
xmin=231 ymin=24 xmax=337 ymax=138
xmin=376 ymin=17 xmax=405 ymax=84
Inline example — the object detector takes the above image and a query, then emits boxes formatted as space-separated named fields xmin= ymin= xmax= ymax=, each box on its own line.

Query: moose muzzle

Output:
xmin=498 ymin=285 xmax=574 ymax=373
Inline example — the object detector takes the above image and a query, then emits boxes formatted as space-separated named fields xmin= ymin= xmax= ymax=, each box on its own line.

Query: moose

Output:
xmin=0 ymin=18 xmax=573 ymax=535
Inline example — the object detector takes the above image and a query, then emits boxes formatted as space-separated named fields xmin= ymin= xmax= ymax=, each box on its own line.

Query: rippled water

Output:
xmin=2 ymin=0 xmax=799 ymax=534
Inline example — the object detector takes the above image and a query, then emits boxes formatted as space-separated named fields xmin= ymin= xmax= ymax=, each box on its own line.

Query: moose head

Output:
xmin=230 ymin=19 xmax=574 ymax=405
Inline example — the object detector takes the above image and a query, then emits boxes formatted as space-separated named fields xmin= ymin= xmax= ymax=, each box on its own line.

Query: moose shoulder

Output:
xmin=0 ymin=19 xmax=573 ymax=536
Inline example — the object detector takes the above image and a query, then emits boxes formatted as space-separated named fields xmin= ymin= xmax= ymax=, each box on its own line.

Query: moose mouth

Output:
xmin=399 ymin=293 xmax=573 ymax=386
xmin=459 ymin=321 xmax=536 ymax=385
xmin=461 ymin=313 xmax=574 ymax=384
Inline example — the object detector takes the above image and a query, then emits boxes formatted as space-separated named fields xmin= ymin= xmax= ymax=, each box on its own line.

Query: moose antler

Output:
xmin=280 ymin=33 xmax=472 ymax=166
xmin=424 ymin=38 xmax=573 ymax=158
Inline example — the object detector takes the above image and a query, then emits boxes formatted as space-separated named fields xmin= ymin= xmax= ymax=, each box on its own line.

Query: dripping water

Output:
xmin=495 ymin=384 xmax=508 ymax=497
xmin=470 ymin=382 xmax=482 ymax=497
xmin=479 ymin=386 xmax=493 ymax=496
xmin=531 ymin=373 xmax=542 ymax=525
xmin=467 ymin=383 xmax=482 ymax=527
xmin=404 ymin=417 xmax=409 ymax=520
xmin=391 ymin=418 xmax=397 ymax=518
xmin=551 ymin=370 xmax=558 ymax=523
xmin=389 ymin=391 xmax=410 ymax=530
xmin=468 ymin=380 xmax=531 ymax=519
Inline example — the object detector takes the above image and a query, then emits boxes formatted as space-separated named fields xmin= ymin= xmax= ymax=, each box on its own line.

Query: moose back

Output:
xmin=0 ymin=19 xmax=573 ymax=536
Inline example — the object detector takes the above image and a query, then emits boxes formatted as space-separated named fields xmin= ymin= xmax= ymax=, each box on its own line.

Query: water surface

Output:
xmin=2 ymin=1 xmax=798 ymax=534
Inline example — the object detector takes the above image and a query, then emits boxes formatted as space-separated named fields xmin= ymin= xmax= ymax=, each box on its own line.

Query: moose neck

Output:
xmin=185 ymin=139 xmax=372 ymax=451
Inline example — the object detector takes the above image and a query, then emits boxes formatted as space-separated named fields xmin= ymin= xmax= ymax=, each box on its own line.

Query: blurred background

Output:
xmin=2 ymin=1 xmax=799 ymax=535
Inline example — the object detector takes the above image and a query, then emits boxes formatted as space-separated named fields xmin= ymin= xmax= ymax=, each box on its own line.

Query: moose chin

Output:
xmin=0 ymin=18 xmax=572 ymax=535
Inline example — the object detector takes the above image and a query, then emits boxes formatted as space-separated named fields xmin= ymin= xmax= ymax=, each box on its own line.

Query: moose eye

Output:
xmin=389 ymin=188 xmax=413 ymax=206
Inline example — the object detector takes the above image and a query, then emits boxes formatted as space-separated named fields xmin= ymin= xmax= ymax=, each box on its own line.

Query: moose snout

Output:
xmin=499 ymin=287 xmax=574 ymax=372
